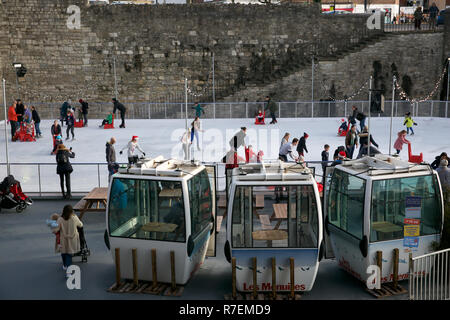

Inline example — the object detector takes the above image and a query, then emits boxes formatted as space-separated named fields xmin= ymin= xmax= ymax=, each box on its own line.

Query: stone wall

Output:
xmin=223 ymin=32 xmax=446 ymax=105
xmin=0 ymin=0 xmax=381 ymax=111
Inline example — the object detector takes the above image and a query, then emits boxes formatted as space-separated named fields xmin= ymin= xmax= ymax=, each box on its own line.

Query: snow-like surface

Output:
xmin=0 ymin=117 xmax=448 ymax=192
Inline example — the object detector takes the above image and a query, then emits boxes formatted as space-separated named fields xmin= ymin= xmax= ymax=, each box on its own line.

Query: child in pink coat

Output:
xmin=393 ymin=130 xmax=410 ymax=154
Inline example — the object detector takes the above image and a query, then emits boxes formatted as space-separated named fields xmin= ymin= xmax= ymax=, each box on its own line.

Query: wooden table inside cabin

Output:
xmin=271 ymin=203 xmax=289 ymax=229
xmin=74 ymin=187 xmax=108 ymax=220
xmin=372 ymin=221 xmax=403 ymax=233
xmin=159 ymin=188 xmax=182 ymax=206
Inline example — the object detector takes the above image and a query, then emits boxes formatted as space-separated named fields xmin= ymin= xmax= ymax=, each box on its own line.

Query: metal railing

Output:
xmin=384 ymin=21 xmax=444 ymax=33
xmin=409 ymin=248 xmax=450 ymax=300
xmin=24 ymin=100 xmax=450 ymax=120
xmin=0 ymin=160 xmax=328 ymax=196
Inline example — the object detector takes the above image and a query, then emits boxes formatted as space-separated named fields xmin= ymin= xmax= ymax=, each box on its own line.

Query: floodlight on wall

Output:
xmin=12 ymin=63 xmax=27 ymax=78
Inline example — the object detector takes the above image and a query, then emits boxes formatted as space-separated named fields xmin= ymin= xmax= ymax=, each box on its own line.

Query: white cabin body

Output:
xmin=225 ymin=161 xmax=323 ymax=292
xmin=105 ymin=156 xmax=215 ymax=285
xmin=324 ymin=154 xmax=444 ymax=284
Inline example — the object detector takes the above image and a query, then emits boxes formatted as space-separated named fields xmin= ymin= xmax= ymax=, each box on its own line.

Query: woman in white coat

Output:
xmin=190 ymin=117 xmax=203 ymax=151
xmin=54 ymin=205 xmax=83 ymax=272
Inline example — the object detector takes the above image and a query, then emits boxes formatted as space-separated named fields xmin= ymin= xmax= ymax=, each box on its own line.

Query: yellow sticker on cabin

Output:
xmin=404 ymin=224 xmax=420 ymax=237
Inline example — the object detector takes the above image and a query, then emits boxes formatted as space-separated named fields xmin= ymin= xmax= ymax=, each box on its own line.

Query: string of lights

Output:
xmin=394 ymin=66 xmax=447 ymax=104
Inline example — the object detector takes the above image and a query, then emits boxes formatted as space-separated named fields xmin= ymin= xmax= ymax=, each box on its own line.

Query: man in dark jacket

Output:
xmin=65 ymin=110 xmax=75 ymax=141
xmin=106 ymin=137 xmax=119 ymax=181
xmin=296 ymin=132 xmax=309 ymax=157
xmin=349 ymin=105 xmax=366 ymax=132
xmin=112 ymin=98 xmax=126 ymax=128
xmin=31 ymin=106 xmax=42 ymax=137
xmin=15 ymin=99 xmax=25 ymax=124
xmin=79 ymin=99 xmax=89 ymax=127
xmin=264 ymin=96 xmax=278 ymax=124
xmin=60 ymin=100 xmax=71 ymax=128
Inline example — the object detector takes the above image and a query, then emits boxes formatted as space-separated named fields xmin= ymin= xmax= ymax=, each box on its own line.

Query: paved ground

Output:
xmin=0 ymin=199 xmax=408 ymax=300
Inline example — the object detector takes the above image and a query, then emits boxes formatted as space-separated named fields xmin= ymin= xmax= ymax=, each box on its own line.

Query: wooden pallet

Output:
xmin=224 ymin=292 xmax=302 ymax=300
xmin=366 ymin=283 xmax=408 ymax=298
xmin=107 ymin=280 xmax=182 ymax=296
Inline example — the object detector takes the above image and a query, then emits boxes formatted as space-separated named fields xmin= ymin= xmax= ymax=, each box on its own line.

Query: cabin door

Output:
xmin=204 ymin=164 xmax=217 ymax=257
xmin=323 ymin=166 xmax=335 ymax=259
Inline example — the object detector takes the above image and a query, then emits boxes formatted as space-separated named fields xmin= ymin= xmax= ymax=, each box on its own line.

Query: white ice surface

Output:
xmin=0 ymin=117 xmax=448 ymax=192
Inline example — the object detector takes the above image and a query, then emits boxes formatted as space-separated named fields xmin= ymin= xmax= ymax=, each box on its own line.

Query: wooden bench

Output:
xmin=73 ymin=199 xmax=87 ymax=211
xmin=255 ymin=194 xmax=264 ymax=208
xmin=259 ymin=215 xmax=272 ymax=230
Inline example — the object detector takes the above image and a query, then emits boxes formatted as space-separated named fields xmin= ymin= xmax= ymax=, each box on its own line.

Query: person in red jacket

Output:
xmin=8 ymin=101 xmax=18 ymax=141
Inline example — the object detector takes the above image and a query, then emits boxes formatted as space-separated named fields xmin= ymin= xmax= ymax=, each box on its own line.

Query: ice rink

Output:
xmin=0 ymin=117 xmax=449 ymax=192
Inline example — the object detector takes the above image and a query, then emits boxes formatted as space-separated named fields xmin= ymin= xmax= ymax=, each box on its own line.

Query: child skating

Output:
xmin=403 ymin=112 xmax=417 ymax=135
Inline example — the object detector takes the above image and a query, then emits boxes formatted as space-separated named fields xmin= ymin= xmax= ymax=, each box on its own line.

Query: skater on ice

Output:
xmin=264 ymin=96 xmax=278 ymax=124
xmin=31 ymin=106 xmax=42 ymax=138
xmin=180 ymin=128 xmax=192 ymax=160
xmin=8 ymin=100 xmax=18 ymax=141
xmin=279 ymin=138 xmax=299 ymax=162
xmin=120 ymin=136 xmax=146 ymax=165
xmin=79 ymin=99 xmax=89 ymax=127
xmin=404 ymin=112 xmax=417 ymax=135
xmin=393 ymin=129 xmax=410 ymax=155
xmin=191 ymin=102 xmax=205 ymax=118
xmin=65 ymin=109 xmax=75 ymax=141
xmin=345 ymin=125 xmax=358 ymax=159
xmin=357 ymin=126 xmax=380 ymax=158
xmin=60 ymin=99 xmax=71 ymax=128
xmin=112 ymin=98 xmax=127 ymax=128
xmin=190 ymin=116 xmax=203 ymax=151
xmin=321 ymin=144 xmax=330 ymax=174
xmin=296 ymin=132 xmax=309 ymax=157
xmin=106 ymin=137 xmax=119 ymax=180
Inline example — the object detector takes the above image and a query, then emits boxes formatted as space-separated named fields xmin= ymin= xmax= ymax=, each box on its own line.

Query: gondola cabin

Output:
xmin=324 ymin=154 xmax=444 ymax=284
xmin=225 ymin=161 xmax=323 ymax=292
xmin=106 ymin=156 xmax=215 ymax=285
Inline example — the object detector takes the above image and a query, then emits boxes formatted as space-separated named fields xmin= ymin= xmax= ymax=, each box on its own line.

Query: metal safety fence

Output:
xmin=409 ymin=248 xmax=450 ymax=300
xmin=0 ymin=160 xmax=327 ymax=196
xmin=25 ymin=100 xmax=450 ymax=121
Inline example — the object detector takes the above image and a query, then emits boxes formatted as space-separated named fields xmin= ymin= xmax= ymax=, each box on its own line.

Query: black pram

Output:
xmin=73 ymin=226 xmax=90 ymax=262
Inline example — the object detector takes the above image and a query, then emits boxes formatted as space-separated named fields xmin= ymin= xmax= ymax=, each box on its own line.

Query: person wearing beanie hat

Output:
xmin=120 ymin=136 xmax=146 ymax=165
xmin=403 ymin=112 xmax=417 ymax=135
xmin=437 ymin=159 xmax=450 ymax=190
xmin=296 ymin=132 xmax=309 ymax=157
xmin=55 ymin=143 xmax=75 ymax=199
xmin=331 ymin=150 xmax=347 ymax=166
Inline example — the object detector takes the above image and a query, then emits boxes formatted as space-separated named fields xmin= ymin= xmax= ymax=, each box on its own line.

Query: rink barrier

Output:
xmin=24 ymin=100 xmax=450 ymax=120
xmin=0 ymin=160 xmax=331 ymax=196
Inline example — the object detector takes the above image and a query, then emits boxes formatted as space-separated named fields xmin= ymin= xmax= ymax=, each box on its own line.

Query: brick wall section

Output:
xmin=0 ymin=0 xmax=382 ymax=113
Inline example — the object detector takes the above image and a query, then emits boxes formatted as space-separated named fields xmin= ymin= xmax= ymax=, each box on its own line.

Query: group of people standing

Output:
xmin=7 ymin=99 xmax=42 ymax=140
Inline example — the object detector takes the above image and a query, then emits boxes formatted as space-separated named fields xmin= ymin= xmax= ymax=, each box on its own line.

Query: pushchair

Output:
xmin=72 ymin=226 xmax=91 ymax=263
xmin=0 ymin=175 xmax=33 ymax=213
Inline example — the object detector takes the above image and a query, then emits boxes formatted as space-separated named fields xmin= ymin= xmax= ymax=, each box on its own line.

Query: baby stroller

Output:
xmin=73 ymin=226 xmax=91 ymax=262
xmin=0 ymin=175 xmax=33 ymax=213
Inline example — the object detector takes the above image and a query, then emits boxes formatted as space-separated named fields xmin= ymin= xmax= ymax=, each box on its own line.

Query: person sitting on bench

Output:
xmin=99 ymin=113 xmax=113 ymax=128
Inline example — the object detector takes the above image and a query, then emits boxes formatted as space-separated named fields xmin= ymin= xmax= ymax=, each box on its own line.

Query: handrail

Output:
xmin=411 ymin=248 xmax=450 ymax=261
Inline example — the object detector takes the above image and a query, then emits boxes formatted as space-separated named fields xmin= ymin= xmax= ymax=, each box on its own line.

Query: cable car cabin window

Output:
xmin=108 ymin=178 xmax=186 ymax=243
xmin=231 ymin=185 xmax=319 ymax=249
xmin=328 ymin=170 xmax=365 ymax=239
xmin=370 ymin=175 xmax=442 ymax=242
xmin=188 ymin=169 xmax=213 ymax=239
